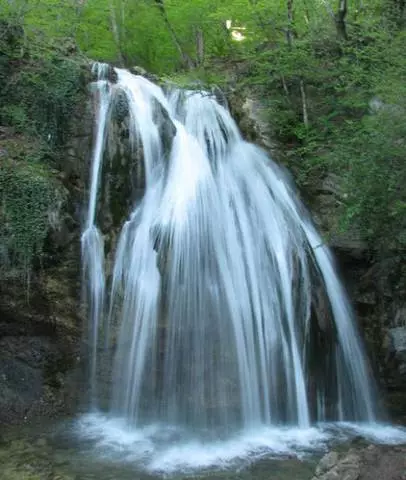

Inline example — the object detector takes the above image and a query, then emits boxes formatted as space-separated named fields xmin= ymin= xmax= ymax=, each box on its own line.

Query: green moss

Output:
xmin=0 ymin=56 xmax=87 ymax=148
xmin=162 ymin=68 xmax=227 ymax=91
xmin=0 ymin=157 xmax=65 ymax=279
xmin=0 ymin=18 xmax=89 ymax=149
xmin=0 ymin=19 xmax=87 ymax=283
xmin=0 ymin=438 xmax=76 ymax=480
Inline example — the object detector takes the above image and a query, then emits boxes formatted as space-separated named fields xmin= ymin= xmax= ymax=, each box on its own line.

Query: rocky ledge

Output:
xmin=313 ymin=444 xmax=406 ymax=480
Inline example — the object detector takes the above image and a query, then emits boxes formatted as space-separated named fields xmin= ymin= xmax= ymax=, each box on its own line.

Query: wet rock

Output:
xmin=112 ymin=90 xmax=129 ymax=123
xmin=241 ymin=96 xmax=276 ymax=152
xmin=99 ymin=109 xmax=141 ymax=232
xmin=92 ymin=63 xmax=117 ymax=83
xmin=0 ymin=62 xmax=90 ymax=427
xmin=130 ymin=65 xmax=159 ymax=83
xmin=0 ymin=333 xmax=79 ymax=425
xmin=228 ymin=92 xmax=261 ymax=144
xmin=106 ymin=65 xmax=118 ymax=83
xmin=313 ymin=451 xmax=360 ymax=480
xmin=97 ymin=89 xmax=176 ymax=238
xmin=315 ymin=451 xmax=340 ymax=476
xmin=389 ymin=326 xmax=406 ymax=352
xmin=130 ymin=65 xmax=147 ymax=77
xmin=152 ymin=98 xmax=177 ymax=159
xmin=394 ymin=306 xmax=406 ymax=326
xmin=313 ymin=445 xmax=406 ymax=480
xmin=388 ymin=326 xmax=406 ymax=377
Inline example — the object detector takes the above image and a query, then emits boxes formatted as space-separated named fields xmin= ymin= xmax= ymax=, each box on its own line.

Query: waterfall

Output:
xmin=81 ymin=63 xmax=111 ymax=403
xmin=82 ymin=63 xmax=378 ymax=435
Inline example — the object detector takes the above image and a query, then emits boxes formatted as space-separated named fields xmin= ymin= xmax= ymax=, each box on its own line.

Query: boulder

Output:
xmin=312 ymin=450 xmax=361 ymax=480
xmin=313 ymin=445 xmax=406 ymax=480
xmin=387 ymin=326 xmax=406 ymax=377
xmin=315 ymin=451 xmax=340 ymax=476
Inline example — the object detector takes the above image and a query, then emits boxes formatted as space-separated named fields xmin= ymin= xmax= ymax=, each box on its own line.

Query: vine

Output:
xmin=0 ymin=160 xmax=62 ymax=280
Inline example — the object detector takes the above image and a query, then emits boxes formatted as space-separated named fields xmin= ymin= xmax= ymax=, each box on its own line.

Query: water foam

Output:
xmin=74 ymin=413 xmax=406 ymax=474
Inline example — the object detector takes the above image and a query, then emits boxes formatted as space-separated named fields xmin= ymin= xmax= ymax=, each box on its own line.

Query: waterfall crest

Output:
xmin=82 ymin=63 xmax=378 ymax=435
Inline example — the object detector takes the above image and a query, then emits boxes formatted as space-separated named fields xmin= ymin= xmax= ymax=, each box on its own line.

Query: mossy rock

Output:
xmin=0 ymin=154 xmax=67 ymax=279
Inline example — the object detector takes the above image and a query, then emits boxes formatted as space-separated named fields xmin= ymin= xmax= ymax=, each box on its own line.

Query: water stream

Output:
xmin=76 ymin=63 xmax=406 ymax=474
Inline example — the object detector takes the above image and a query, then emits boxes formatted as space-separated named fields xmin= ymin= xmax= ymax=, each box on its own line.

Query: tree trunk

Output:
xmin=335 ymin=0 xmax=348 ymax=40
xmin=281 ymin=75 xmax=290 ymax=98
xmin=285 ymin=0 xmax=309 ymax=127
xmin=154 ymin=0 xmax=194 ymax=69
xmin=286 ymin=0 xmax=295 ymax=47
xmin=302 ymin=0 xmax=311 ymax=24
xmin=109 ymin=0 xmax=125 ymax=65
xmin=195 ymin=27 xmax=204 ymax=66
xmin=300 ymin=79 xmax=309 ymax=128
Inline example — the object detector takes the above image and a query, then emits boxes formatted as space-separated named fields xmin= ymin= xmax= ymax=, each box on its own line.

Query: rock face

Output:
xmin=306 ymin=170 xmax=406 ymax=404
xmin=385 ymin=325 xmax=406 ymax=384
xmin=98 ymin=91 xmax=175 ymax=235
xmin=312 ymin=445 xmax=406 ymax=480
xmin=305 ymin=174 xmax=406 ymax=419
xmin=313 ymin=451 xmax=360 ymax=480
xmin=0 ymin=336 xmax=74 ymax=424
xmin=388 ymin=326 xmax=406 ymax=374
xmin=0 ymin=63 xmax=93 ymax=425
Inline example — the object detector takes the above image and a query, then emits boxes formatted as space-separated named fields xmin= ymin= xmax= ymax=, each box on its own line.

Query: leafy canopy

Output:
xmin=1 ymin=0 xmax=405 ymax=257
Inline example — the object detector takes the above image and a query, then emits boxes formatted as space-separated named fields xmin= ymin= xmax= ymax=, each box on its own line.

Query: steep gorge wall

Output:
xmin=0 ymin=55 xmax=93 ymax=424
xmin=0 ymin=58 xmax=405 ymax=426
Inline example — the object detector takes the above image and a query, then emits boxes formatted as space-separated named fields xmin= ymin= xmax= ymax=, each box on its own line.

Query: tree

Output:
xmin=153 ymin=0 xmax=194 ymax=68
xmin=335 ymin=0 xmax=348 ymax=40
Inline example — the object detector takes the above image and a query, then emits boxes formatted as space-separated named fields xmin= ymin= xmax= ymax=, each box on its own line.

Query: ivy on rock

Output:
xmin=0 ymin=158 xmax=64 ymax=281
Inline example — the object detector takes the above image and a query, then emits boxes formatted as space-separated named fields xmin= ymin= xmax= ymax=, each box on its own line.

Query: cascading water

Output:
xmin=81 ymin=62 xmax=111 ymax=403
xmin=82 ymin=63 xmax=379 ymax=441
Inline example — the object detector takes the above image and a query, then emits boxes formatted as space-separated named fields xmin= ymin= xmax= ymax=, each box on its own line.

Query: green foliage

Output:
xmin=333 ymin=103 xmax=406 ymax=251
xmin=0 ymin=159 xmax=62 ymax=279
xmin=320 ymin=30 xmax=406 ymax=252
xmin=0 ymin=0 xmax=405 ymax=258
xmin=236 ymin=9 xmax=406 ymax=254
xmin=0 ymin=54 xmax=85 ymax=147
xmin=0 ymin=15 xmax=85 ymax=280
xmin=161 ymin=68 xmax=227 ymax=91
